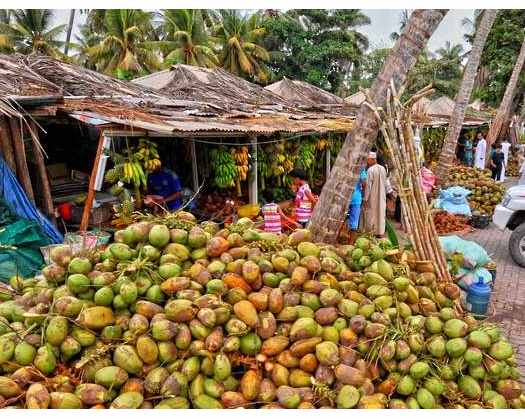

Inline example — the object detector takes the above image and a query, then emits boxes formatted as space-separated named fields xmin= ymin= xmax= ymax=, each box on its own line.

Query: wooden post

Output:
xmin=248 ymin=135 xmax=258 ymax=205
xmin=0 ymin=117 xmax=16 ymax=172
xmin=8 ymin=117 xmax=34 ymax=202
xmin=80 ymin=131 xmax=107 ymax=231
xmin=190 ymin=138 xmax=199 ymax=192
xmin=29 ymin=121 xmax=55 ymax=225
xmin=325 ymin=148 xmax=331 ymax=180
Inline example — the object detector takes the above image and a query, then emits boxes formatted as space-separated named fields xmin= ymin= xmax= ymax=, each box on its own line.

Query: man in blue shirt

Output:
xmin=348 ymin=168 xmax=367 ymax=234
xmin=145 ymin=166 xmax=183 ymax=211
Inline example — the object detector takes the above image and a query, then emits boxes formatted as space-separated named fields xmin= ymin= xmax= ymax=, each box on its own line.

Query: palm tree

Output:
xmin=73 ymin=23 xmax=103 ymax=70
xmin=486 ymin=35 xmax=525 ymax=148
xmin=215 ymin=10 xmax=270 ymax=82
xmin=436 ymin=41 xmax=464 ymax=62
xmin=435 ymin=10 xmax=498 ymax=182
xmin=64 ymin=10 xmax=76 ymax=55
xmin=390 ymin=10 xmax=410 ymax=42
xmin=0 ymin=9 xmax=66 ymax=57
xmin=87 ymin=9 xmax=160 ymax=78
xmin=309 ymin=9 xmax=449 ymax=243
xmin=154 ymin=9 xmax=219 ymax=68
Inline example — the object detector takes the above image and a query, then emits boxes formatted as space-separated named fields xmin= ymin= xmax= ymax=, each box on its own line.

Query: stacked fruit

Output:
xmin=210 ymin=147 xmax=237 ymax=189
xmin=0 ymin=216 xmax=523 ymax=409
xmin=445 ymin=167 xmax=505 ymax=216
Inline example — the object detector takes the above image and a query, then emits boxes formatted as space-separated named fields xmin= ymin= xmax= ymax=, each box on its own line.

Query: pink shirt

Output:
xmin=295 ymin=183 xmax=313 ymax=223
xmin=262 ymin=203 xmax=282 ymax=234
xmin=420 ymin=167 xmax=436 ymax=194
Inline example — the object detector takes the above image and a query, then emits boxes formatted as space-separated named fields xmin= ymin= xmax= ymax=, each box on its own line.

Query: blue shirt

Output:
xmin=147 ymin=168 xmax=182 ymax=210
xmin=350 ymin=169 xmax=367 ymax=205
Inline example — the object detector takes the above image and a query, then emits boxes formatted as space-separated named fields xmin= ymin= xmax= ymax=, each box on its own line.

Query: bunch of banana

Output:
xmin=231 ymin=147 xmax=249 ymax=181
xmin=136 ymin=139 xmax=162 ymax=173
xmin=315 ymin=138 xmax=329 ymax=151
xmin=104 ymin=166 xmax=123 ymax=184
xmin=122 ymin=160 xmax=147 ymax=188
xmin=257 ymin=146 xmax=269 ymax=191
xmin=210 ymin=147 xmax=237 ymax=189
xmin=297 ymin=141 xmax=316 ymax=170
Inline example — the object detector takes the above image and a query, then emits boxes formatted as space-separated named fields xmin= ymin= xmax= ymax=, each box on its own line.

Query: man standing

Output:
xmin=501 ymin=139 xmax=511 ymax=181
xmin=362 ymin=152 xmax=387 ymax=237
xmin=474 ymin=132 xmax=487 ymax=170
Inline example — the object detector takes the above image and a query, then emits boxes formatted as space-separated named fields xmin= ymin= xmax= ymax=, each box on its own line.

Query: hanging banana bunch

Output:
xmin=315 ymin=138 xmax=329 ymax=151
xmin=231 ymin=146 xmax=249 ymax=181
xmin=257 ymin=145 xmax=269 ymax=191
xmin=210 ymin=147 xmax=237 ymax=189
xmin=136 ymin=138 xmax=162 ymax=173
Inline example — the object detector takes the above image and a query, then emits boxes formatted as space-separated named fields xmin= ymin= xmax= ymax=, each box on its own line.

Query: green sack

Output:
xmin=0 ymin=220 xmax=50 ymax=282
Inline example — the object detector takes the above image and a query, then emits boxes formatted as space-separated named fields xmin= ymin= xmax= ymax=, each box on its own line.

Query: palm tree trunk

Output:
xmin=309 ymin=9 xmax=448 ymax=243
xmin=64 ymin=10 xmax=76 ymax=55
xmin=486 ymin=35 xmax=525 ymax=149
xmin=435 ymin=10 xmax=497 ymax=182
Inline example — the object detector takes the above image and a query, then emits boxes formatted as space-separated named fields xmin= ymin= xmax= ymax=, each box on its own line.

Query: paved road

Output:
xmin=461 ymin=177 xmax=524 ymax=385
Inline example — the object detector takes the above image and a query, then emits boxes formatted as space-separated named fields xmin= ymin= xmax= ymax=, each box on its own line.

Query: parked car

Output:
xmin=493 ymin=185 xmax=525 ymax=266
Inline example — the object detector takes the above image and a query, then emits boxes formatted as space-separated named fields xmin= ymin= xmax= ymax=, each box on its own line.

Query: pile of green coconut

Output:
xmin=0 ymin=213 xmax=523 ymax=409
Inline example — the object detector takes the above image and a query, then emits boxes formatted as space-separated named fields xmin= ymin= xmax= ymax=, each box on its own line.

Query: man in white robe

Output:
xmin=362 ymin=152 xmax=387 ymax=237
xmin=474 ymin=133 xmax=487 ymax=169
xmin=501 ymin=139 xmax=511 ymax=181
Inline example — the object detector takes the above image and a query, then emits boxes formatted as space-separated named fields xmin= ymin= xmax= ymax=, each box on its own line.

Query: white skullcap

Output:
xmin=368 ymin=151 xmax=377 ymax=159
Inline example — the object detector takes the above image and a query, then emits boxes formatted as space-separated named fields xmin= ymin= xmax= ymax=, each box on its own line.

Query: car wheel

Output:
xmin=509 ymin=223 xmax=525 ymax=267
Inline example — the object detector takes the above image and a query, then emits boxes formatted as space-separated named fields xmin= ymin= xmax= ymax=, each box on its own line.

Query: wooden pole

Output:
xmin=80 ymin=131 xmax=107 ymax=232
xmin=0 ymin=117 xmax=16 ymax=172
xmin=8 ymin=117 xmax=34 ymax=202
xmin=325 ymin=147 xmax=331 ymax=180
xmin=190 ymin=138 xmax=199 ymax=192
xmin=29 ymin=121 xmax=55 ymax=225
xmin=248 ymin=135 xmax=258 ymax=205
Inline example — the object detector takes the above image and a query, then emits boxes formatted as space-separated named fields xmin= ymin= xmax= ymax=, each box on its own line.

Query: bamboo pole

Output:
xmin=0 ymin=117 xmax=16 ymax=172
xmin=8 ymin=117 xmax=34 ymax=202
xmin=28 ymin=121 xmax=55 ymax=225
xmin=80 ymin=131 xmax=107 ymax=232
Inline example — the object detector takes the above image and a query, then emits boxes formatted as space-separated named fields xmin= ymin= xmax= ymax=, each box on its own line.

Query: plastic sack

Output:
xmin=435 ymin=186 xmax=472 ymax=216
xmin=440 ymin=235 xmax=491 ymax=269
xmin=0 ymin=219 xmax=50 ymax=282
xmin=0 ymin=156 xmax=63 ymax=244
xmin=458 ymin=267 xmax=493 ymax=291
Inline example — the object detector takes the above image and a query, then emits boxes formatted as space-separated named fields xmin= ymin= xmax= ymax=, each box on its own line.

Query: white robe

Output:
xmin=474 ymin=138 xmax=487 ymax=169
xmin=362 ymin=164 xmax=387 ymax=236
xmin=501 ymin=141 xmax=511 ymax=180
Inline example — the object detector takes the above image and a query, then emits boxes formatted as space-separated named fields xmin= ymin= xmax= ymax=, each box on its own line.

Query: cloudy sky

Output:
xmin=51 ymin=9 xmax=475 ymax=53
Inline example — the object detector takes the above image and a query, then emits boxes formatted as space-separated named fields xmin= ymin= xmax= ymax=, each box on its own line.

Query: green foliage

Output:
xmin=421 ymin=127 xmax=447 ymax=163
xmin=86 ymin=9 xmax=161 ymax=77
xmin=153 ymin=10 xmax=219 ymax=69
xmin=348 ymin=47 xmax=390 ymax=93
xmin=215 ymin=10 xmax=270 ymax=83
xmin=0 ymin=9 xmax=66 ymax=57
xmin=262 ymin=9 xmax=370 ymax=93
xmin=475 ymin=10 xmax=525 ymax=108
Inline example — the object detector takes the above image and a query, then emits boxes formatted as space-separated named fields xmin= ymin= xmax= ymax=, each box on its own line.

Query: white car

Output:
xmin=493 ymin=184 xmax=525 ymax=266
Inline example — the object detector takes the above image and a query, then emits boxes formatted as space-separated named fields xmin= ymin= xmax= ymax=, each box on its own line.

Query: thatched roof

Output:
xmin=265 ymin=77 xmax=344 ymax=107
xmin=0 ymin=55 xmax=354 ymax=136
xmin=0 ymin=54 xmax=62 ymax=98
xmin=133 ymin=65 xmax=291 ymax=114
xmin=427 ymin=96 xmax=455 ymax=117
xmin=344 ymin=90 xmax=367 ymax=107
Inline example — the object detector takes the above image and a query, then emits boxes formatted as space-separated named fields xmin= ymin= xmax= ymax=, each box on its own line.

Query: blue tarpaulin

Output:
xmin=0 ymin=155 xmax=63 ymax=243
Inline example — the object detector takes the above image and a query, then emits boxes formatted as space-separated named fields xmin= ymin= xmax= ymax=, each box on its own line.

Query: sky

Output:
xmin=51 ymin=9 xmax=475 ymax=53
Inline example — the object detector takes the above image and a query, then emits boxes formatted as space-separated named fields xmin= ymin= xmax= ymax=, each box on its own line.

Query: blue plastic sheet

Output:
xmin=435 ymin=186 xmax=472 ymax=217
xmin=0 ymin=156 xmax=63 ymax=243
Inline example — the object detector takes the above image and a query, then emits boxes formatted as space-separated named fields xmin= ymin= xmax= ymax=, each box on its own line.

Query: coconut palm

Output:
xmin=73 ymin=24 xmax=104 ymax=70
xmin=309 ymin=10 xmax=449 ymax=243
xmin=154 ymin=9 xmax=219 ymax=68
xmin=215 ymin=10 xmax=270 ymax=82
xmin=435 ymin=10 xmax=498 ymax=181
xmin=0 ymin=9 xmax=66 ymax=57
xmin=87 ymin=9 xmax=160 ymax=78
xmin=436 ymin=41 xmax=464 ymax=62
xmin=486 ymin=34 xmax=525 ymax=147
xmin=0 ymin=10 xmax=14 ymax=53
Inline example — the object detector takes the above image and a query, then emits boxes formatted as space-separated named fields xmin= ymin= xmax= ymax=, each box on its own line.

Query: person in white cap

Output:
xmin=362 ymin=151 xmax=387 ymax=237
